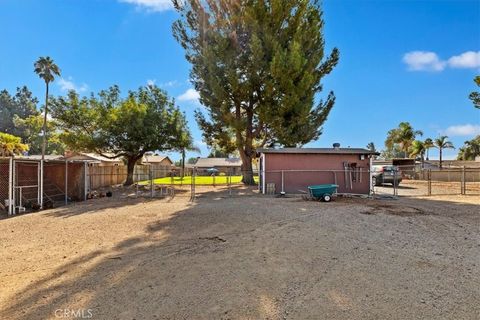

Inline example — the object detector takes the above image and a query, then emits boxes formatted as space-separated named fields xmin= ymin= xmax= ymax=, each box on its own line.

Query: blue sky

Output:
xmin=0 ymin=0 xmax=479 ymax=161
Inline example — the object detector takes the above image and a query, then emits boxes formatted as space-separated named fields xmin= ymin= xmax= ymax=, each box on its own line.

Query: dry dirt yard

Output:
xmin=0 ymin=188 xmax=479 ymax=320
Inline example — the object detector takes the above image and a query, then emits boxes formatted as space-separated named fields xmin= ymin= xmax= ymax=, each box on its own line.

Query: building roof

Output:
xmin=142 ymin=155 xmax=172 ymax=164
xmin=18 ymin=155 xmax=65 ymax=161
xmin=257 ymin=148 xmax=379 ymax=155
xmin=66 ymin=152 xmax=123 ymax=163
xmin=194 ymin=157 xmax=242 ymax=167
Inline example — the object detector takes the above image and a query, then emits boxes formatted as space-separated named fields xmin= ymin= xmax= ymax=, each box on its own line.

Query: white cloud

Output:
xmin=161 ymin=80 xmax=179 ymax=87
xmin=444 ymin=124 xmax=480 ymax=137
xmin=403 ymin=50 xmax=480 ymax=72
xmin=402 ymin=51 xmax=446 ymax=71
xmin=447 ymin=51 xmax=480 ymax=69
xmin=57 ymin=77 xmax=88 ymax=93
xmin=177 ymin=88 xmax=200 ymax=102
xmin=118 ymin=0 xmax=173 ymax=12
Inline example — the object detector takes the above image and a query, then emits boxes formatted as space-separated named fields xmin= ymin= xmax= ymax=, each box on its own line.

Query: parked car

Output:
xmin=372 ymin=165 xmax=402 ymax=186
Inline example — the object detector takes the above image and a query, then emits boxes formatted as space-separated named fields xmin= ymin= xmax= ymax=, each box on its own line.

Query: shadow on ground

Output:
xmin=1 ymin=190 xmax=479 ymax=319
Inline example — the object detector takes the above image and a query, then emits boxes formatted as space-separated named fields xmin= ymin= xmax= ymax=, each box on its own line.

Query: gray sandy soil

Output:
xmin=0 ymin=188 xmax=479 ymax=319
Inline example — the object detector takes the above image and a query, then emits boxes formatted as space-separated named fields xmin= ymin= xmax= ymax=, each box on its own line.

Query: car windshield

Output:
xmin=384 ymin=166 xmax=398 ymax=172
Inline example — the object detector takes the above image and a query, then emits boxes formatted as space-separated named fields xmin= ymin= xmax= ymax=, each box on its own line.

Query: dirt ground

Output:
xmin=0 ymin=187 xmax=479 ymax=320
xmin=375 ymin=179 xmax=480 ymax=197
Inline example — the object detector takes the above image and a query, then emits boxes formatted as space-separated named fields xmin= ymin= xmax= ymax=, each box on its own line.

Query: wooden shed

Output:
xmin=258 ymin=148 xmax=378 ymax=195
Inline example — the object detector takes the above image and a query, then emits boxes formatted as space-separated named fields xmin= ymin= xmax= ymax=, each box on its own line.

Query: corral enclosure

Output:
xmin=0 ymin=158 xmax=87 ymax=214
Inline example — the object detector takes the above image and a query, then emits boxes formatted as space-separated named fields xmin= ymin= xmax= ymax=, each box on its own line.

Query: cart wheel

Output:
xmin=323 ymin=194 xmax=332 ymax=202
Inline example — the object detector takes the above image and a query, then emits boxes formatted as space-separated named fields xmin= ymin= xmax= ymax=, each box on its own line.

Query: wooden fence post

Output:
xmin=427 ymin=169 xmax=432 ymax=196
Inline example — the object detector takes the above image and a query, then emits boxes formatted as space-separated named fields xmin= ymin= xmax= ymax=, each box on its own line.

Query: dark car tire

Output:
xmin=372 ymin=176 xmax=380 ymax=186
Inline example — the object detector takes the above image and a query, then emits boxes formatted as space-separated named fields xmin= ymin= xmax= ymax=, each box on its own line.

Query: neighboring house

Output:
xmin=193 ymin=157 xmax=242 ymax=175
xmin=257 ymin=147 xmax=378 ymax=195
xmin=64 ymin=152 xmax=123 ymax=166
xmin=141 ymin=155 xmax=173 ymax=167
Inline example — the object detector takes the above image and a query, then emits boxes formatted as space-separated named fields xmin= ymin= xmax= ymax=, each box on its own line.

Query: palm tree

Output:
xmin=424 ymin=138 xmax=433 ymax=160
xmin=385 ymin=122 xmax=423 ymax=158
xmin=34 ymin=57 xmax=61 ymax=160
xmin=434 ymin=136 xmax=455 ymax=169
xmin=409 ymin=140 xmax=426 ymax=168
xmin=457 ymin=136 xmax=480 ymax=160
xmin=180 ymin=144 xmax=201 ymax=178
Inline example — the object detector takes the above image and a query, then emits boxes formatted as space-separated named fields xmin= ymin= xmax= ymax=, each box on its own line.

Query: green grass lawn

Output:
xmin=139 ymin=175 xmax=259 ymax=185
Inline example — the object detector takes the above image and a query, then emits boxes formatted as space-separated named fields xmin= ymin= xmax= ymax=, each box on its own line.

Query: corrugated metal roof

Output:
xmin=194 ymin=157 xmax=242 ymax=167
xmin=257 ymin=148 xmax=378 ymax=155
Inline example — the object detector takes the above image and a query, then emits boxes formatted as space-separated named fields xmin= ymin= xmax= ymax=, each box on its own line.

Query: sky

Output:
xmin=0 ymin=0 xmax=479 ymax=161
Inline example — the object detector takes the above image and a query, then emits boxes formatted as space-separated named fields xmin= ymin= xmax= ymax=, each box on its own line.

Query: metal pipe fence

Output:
xmin=372 ymin=164 xmax=480 ymax=197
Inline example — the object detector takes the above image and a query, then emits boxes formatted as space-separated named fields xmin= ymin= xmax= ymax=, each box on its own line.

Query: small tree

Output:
xmin=457 ymin=135 xmax=480 ymax=160
xmin=385 ymin=122 xmax=423 ymax=158
xmin=0 ymin=133 xmax=29 ymax=156
xmin=34 ymin=57 xmax=61 ymax=160
xmin=51 ymin=85 xmax=191 ymax=185
xmin=434 ymin=136 xmax=454 ymax=169
xmin=409 ymin=140 xmax=426 ymax=168
xmin=424 ymin=138 xmax=434 ymax=161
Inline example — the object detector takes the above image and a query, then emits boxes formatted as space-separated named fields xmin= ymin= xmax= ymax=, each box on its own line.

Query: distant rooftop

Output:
xmin=17 ymin=155 xmax=65 ymax=161
xmin=257 ymin=148 xmax=378 ymax=155
xmin=194 ymin=157 xmax=242 ymax=168
xmin=142 ymin=155 xmax=171 ymax=164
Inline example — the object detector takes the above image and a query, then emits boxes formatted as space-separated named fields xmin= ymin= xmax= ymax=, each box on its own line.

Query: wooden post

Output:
xmin=65 ymin=160 xmax=68 ymax=205
xmin=427 ymin=169 xmax=432 ymax=196
xmin=8 ymin=157 xmax=13 ymax=215
xmin=461 ymin=166 xmax=466 ymax=195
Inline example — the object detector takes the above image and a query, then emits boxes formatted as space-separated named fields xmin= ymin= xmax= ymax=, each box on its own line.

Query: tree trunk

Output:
xmin=239 ymin=149 xmax=255 ymax=185
xmin=41 ymin=82 xmax=49 ymax=160
xmin=439 ymin=148 xmax=443 ymax=169
xmin=125 ymin=155 xmax=141 ymax=186
xmin=181 ymin=149 xmax=186 ymax=178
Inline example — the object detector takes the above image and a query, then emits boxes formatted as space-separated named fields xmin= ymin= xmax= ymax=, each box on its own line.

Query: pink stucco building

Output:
xmin=258 ymin=148 xmax=378 ymax=195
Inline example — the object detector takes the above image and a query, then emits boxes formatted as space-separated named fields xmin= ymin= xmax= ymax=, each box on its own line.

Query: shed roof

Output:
xmin=258 ymin=148 xmax=378 ymax=155
xmin=194 ymin=157 xmax=242 ymax=167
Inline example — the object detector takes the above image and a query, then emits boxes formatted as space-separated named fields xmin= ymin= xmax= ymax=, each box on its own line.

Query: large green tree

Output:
xmin=470 ymin=76 xmax=480 ymax=109
xmin=457 ymin=135 xmax=480 ymax=160
xmin=0 ymin=86 xmax=39 ymax=136
xmin=50 ymin=85 xmax=191 ymax=185
xmin=385 ymin=122 xmax=423 ymax=158
xmin=173 ymin=0 xmax=339 ymax=184
xmin=34 ymin=56 xmax=61 ymax=160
